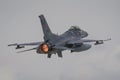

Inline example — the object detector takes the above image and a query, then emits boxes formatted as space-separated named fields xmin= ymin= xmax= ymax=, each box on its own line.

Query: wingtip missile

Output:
xmin=8 ymin=43 xmax=17 ymax=46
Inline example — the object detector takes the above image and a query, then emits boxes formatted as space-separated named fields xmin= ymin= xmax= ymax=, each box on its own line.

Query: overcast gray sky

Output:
xmin=0 ymin=0 xmax=120 ymax=80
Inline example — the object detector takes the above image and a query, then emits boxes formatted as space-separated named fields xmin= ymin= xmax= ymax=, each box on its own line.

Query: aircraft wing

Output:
xmin=8 ymin=42 xmax=42 ymax=46
xmin=8 ymin=42 xmax=43 ymax=49
xmin=67 ymin=38 xmax=111 ymax=45
xmin=82 ymin=38 xmax=111 ymax=42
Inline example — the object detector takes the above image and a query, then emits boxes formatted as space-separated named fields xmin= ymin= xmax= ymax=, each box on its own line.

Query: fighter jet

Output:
xmin=8 ymin=15 xmax=111 ymax=58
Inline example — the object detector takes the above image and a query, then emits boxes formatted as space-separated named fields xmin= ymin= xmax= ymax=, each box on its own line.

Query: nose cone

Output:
xmin=84 ymin=31 xmax=88 ymax=37
xmin=81 ymin=30 xmax=88 ymax=38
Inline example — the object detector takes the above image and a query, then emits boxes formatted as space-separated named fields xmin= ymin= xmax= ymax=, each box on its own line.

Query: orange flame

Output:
xmin=40 ymin=44 xmax=49 ymax=53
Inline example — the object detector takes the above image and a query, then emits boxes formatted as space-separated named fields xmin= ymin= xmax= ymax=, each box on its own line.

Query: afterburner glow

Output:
xmin=40 ymin=43 xmax=49 ymax=53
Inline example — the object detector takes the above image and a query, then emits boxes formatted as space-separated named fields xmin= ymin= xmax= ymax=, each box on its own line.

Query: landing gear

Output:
xmin=47 ymin=54 xmax=52 ymax=58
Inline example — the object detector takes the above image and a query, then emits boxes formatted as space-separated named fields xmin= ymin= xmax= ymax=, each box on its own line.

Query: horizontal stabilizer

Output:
xmin=17 ymin=47 xmax=37 ymax=53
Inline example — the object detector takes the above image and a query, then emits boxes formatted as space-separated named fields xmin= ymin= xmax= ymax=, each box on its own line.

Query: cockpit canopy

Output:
xmin=68 ymin=26 xmax=88 ymax=38
xmin=69 ymin=26 xmax=81 ymax=31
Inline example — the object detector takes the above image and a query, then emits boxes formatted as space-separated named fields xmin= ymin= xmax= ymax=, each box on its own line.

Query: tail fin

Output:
xmin=39 ymin=15 xmax=54 ymax=41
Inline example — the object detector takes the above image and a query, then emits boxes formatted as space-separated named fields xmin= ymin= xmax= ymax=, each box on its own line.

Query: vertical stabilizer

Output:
xmin=39 ymin=15 xmax=53 ymax=41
